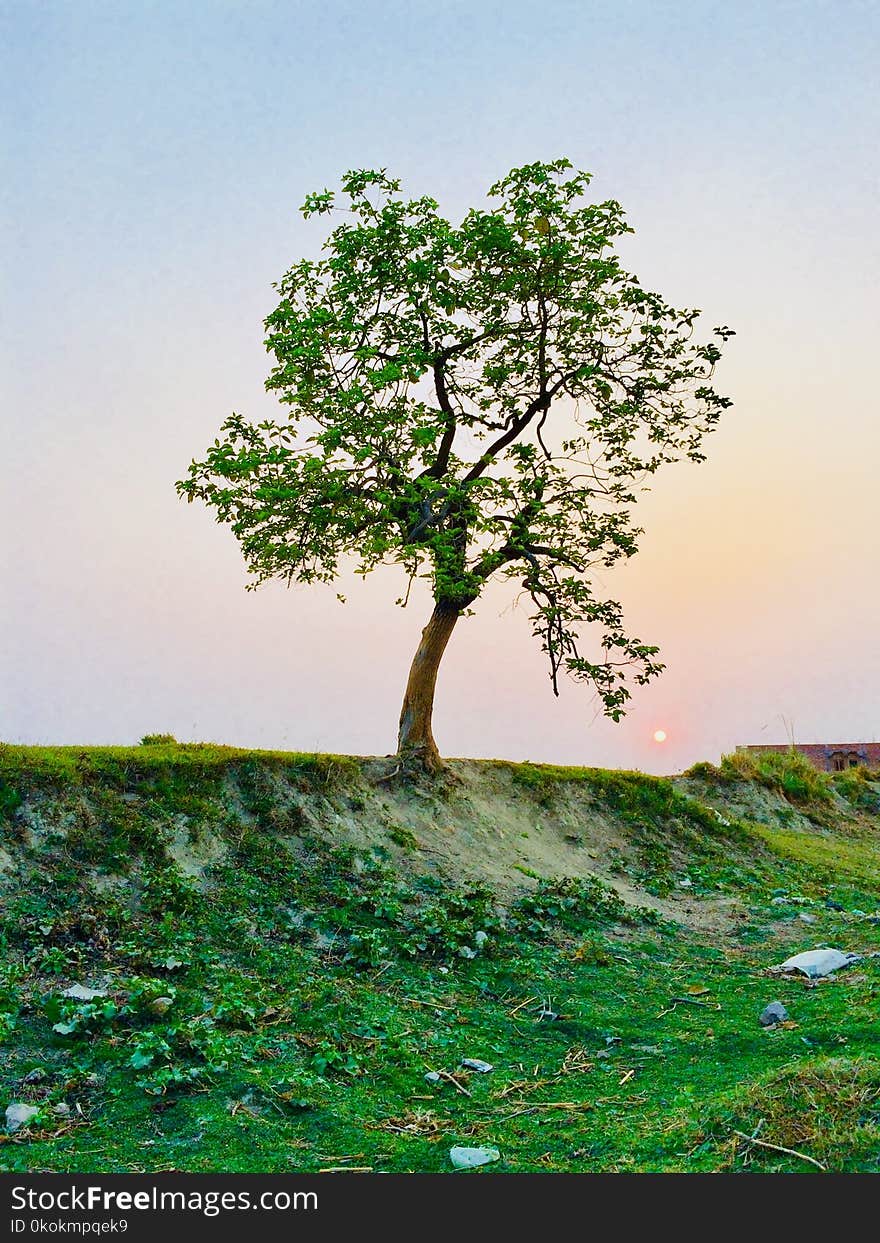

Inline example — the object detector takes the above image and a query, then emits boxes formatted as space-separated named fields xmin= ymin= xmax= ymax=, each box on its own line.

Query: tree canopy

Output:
xmin=178 ymin=160 xmax=732 ymax=762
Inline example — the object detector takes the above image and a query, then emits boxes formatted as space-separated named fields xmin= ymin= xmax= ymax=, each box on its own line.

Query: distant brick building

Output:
xmin=737 ymin=743 xmax=880 ymax=772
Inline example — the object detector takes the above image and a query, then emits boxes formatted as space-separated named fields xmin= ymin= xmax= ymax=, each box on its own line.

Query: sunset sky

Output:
xmin=3 ymin=0 xmax=878 ymax=773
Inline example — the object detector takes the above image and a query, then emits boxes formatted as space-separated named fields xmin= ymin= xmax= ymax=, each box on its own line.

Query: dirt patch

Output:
xmin=165 ymin=816 xmax=229 ymax=883
xmin=347 ymin=760 xmax=748 ymax=934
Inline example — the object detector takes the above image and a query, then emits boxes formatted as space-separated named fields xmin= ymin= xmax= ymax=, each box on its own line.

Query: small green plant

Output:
xmin=128 ymin=1030 xmax=174 ymax=1070
xmin=174 ymin=1022 xmax=236 ymax=1074
xmin=346 ymin=930 xmax=392 ymax=969
xmin=309 ymin=1039 xmax=360 ymax=1077
xmin=0 ymin=969 xmax=19 ymax=1041
xmin=0 ymin=780 xmax=23 ymax=822
xmin=387 ymin=825 xmax=418 ymax=850
xmin=684 ymin=760 xmax=724 ymax=781
xmin=513 ymin=875 xmax=632 ymax=935
xmin=31 ymin=945 xmax=79 ymax=975
xmin=125 ymin=977 xmax=177 ymax=1017
xmin=48 ymin=997 xmax=127 ymax=1037
xmin=571 ymin=934 xmax=616 ymax=966
xmin=205 ymin=978 xmax=261 ymax=1028
xmin=400 ymin=884 xmax=503 ymax=960
xmin=268 ymin=1069 xmax=326 ymax=1110
xmin=135 ymin=1063 xmax=205 ymax=1095
xmin=124 ymin=1019 xmax=238 ymax=1094
xmin=140 ymin=734 xmax=178 ymax=746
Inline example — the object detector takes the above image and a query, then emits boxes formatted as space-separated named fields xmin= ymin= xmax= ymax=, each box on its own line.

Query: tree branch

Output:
xmin=422 ymin=355 xmax=457 ymax=479
xmin=462 ymin=367 xmax=579 ymax=484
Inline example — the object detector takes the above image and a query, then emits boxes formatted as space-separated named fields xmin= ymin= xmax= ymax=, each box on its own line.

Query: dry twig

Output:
xmin=732 ymin=1129 xmax=826 ymax=1171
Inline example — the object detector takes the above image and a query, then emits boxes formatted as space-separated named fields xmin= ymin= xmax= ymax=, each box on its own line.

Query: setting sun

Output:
xmin=653 ymin=729 xmax=667 ymax=743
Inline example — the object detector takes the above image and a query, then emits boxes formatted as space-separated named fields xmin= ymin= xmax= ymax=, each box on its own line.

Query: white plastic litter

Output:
xmin=62 ymin=984 xmax=107 ymax=1001
xmin=450 ymin=1146 xmax=500 ymax=1170
xmin=774 ymin=948 xmax=861 ymax=979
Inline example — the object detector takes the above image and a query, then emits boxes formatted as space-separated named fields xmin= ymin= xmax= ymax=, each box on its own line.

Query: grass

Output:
xmin=2 ymin=746 xmax=880 ymax=1173
xmin=0 ymin=742 xmax=362 ymax=786
xmin=751 ymin=825 xmax=880 ymax=888
xmin=719 ymin=748 xmax=835 ymax=805
xmin=686 ymin=1057 xmax=880 ymax=1171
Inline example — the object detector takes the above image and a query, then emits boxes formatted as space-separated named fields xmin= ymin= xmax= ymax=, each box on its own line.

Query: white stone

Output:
xmin=460 ymin=1058 xmax=494 ymax=1073
xmin=5 ymin=1103 xmax=40 ymax=1133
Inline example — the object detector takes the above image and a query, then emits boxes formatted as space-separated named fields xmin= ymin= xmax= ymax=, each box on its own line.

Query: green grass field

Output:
xmin=2 ymin=744 xmax=879 ymax=1173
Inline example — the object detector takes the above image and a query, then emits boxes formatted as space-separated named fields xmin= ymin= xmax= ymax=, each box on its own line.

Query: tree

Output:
xmin=177 ymin=160 xmax=733 ymax=771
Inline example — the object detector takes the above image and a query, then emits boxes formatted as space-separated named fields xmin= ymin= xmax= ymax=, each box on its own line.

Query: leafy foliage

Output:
xmin=178 ymin=161 xmax=732 ymax=716
xmin=512 ymin=875 xmax=659 ymax=935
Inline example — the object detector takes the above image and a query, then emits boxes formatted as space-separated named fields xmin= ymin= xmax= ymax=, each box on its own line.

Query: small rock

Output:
xmin=825 ymin=900 xmax=844 ymax=912
xmin=460 ymin=1058 xmax=494 ymax=1073
xmin=450 ymin=1145 xmax=500 ymax=1170
xmin=51 ymin=1102 xmax=71 ymax=1117
xmin=460 ymin=946 xmax=477 ymax=960
xmin=62 ymin=984 xmax=107 ymax=1001
xmin=759 ymin=1001 xmax=789 ymax=1027
xmin=148 ymin=996 xmax=174 ymax=1016
xmin=770 ymin=897 xmax=788 ymax=907
xmin=774 ymin=948 xmax=861 ymax=979
xmin=424 ymin=1071 xmax=442 ymax=1084
xmin=677 ymin=877 xmax=693 ymax=889
xmin=6 ymin=1103 xmax=40 ymax=1133
xmin=798 ymin=913 xmax=817 ymax=925
xmin=474 ymin=931 xmax=489 ymax=948
xmin=22 ymin=1069 xmax=46 ymax=1085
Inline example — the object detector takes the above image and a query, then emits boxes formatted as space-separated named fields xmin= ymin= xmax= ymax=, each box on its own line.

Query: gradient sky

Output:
xmin=2 ymin=0 xmax=878 ymax=773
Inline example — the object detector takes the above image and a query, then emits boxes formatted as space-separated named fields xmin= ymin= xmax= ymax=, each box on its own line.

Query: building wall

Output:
xmin=737 ymin=743 xmax=880 ymax=772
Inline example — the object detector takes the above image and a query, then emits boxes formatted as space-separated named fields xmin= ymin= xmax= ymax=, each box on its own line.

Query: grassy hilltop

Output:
xmin=1 ymin=742 xmax=879 ymax=1173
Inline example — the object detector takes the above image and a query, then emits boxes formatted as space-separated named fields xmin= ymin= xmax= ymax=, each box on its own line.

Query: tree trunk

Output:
xmin=397 ymin=602 xmax=460 ymax=771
